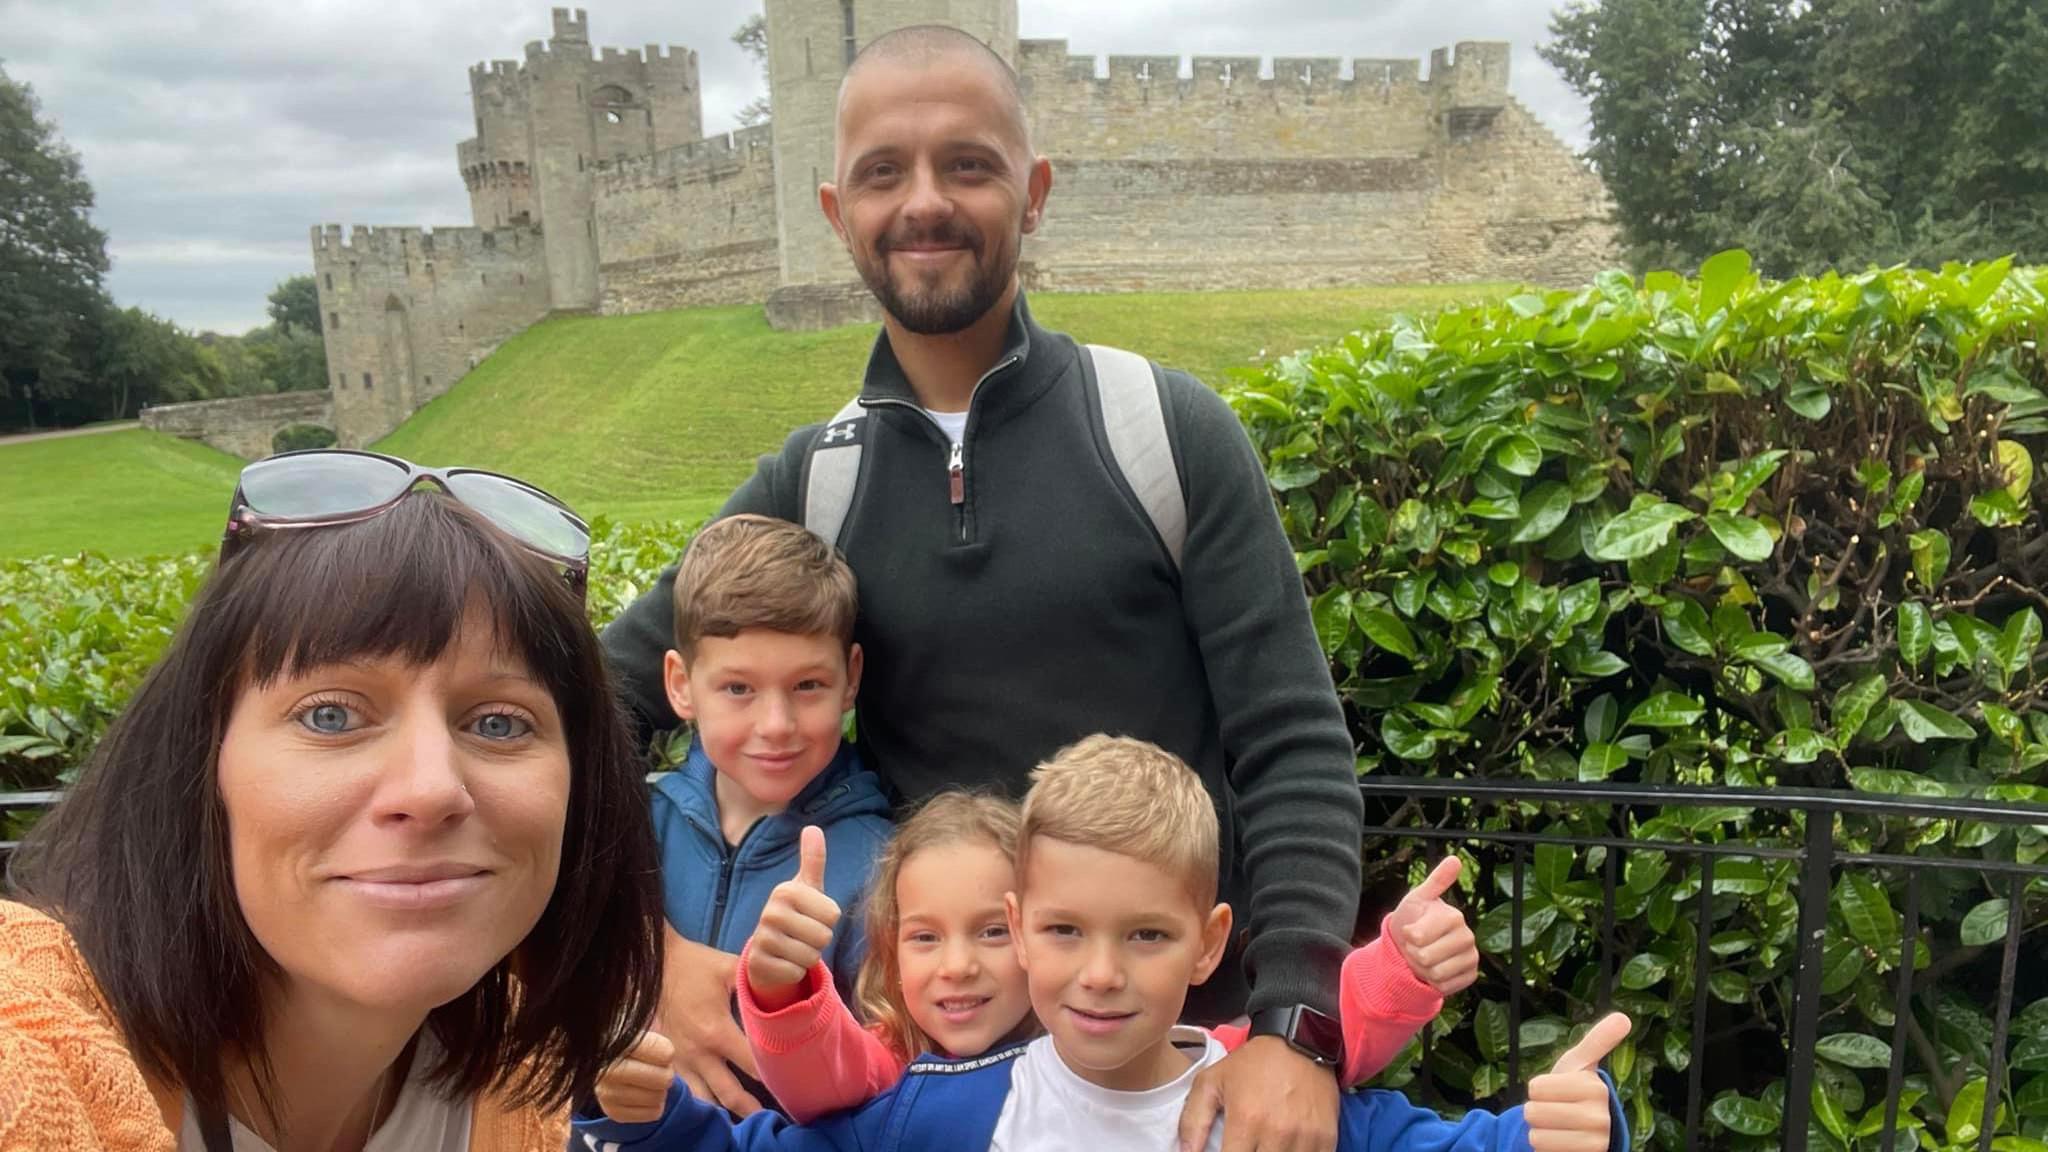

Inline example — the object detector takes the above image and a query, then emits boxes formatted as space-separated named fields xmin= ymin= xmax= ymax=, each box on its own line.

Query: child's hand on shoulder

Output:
xmin=596 ymin=1030 xmax=678 ymax=1124
xmin=1525 ymin=1013 xmax=1631 ymax=1152
xmin=1385 ymin=857 xmax=1480 ymax=997
xmin=746 ymin=826 xmax=842 ymax=1009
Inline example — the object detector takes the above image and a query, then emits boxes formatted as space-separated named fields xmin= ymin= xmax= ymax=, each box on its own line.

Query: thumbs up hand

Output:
xmin=745 ymin=826 xmax=843 ymax=1011
xmin=1384 ymin=857 xmax=1480 ymax=997
xmin=1525 ymin=1013 xmax=1631 ymax=1152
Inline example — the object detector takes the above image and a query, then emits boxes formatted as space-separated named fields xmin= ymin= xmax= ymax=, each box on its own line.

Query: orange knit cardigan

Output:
xmin=0 ymin=900 xmax=567 ymax=1151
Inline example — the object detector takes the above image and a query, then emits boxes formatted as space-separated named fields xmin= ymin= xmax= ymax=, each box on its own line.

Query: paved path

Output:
xmin=0 ymin=421 xmax=139 ymax=446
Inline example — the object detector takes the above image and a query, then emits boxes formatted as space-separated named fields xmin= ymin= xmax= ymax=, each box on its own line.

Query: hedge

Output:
xmin=0 ymin=517 xmax=695 ymax=802
xmin=1226 ymin=253 xmax=2047 ymax=1148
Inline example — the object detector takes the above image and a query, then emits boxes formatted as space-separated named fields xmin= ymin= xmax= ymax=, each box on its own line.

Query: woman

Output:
xmin=0 ymin=450 xmax=663 ymax=1151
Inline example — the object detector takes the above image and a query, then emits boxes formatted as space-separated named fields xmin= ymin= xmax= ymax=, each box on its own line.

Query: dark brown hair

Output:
xmin=12 ymin=496 xmax=662 ymax=1139
xmin=670 ymin=514 xmax=858 ymax=659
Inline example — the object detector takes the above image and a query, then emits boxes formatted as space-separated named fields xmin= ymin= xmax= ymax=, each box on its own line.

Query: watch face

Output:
xmin=1293 ymin=1006 xmax=1345 ymax=1065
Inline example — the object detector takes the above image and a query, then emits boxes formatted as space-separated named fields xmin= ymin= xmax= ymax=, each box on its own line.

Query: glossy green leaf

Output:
xmin=1509 ymin=481 xmax=1572 ymax=544
xmin=1895 ymin=699 xmax=1976 ymax=742
xmin=1706 ymin=513 xmax=1774 ymax=562
xmin=1590 ymin=499 xmax=1696 ymax=562
xmin=1626 ymin=691 xmax=1705 ymax=729
xmin=1814 ymin=1034 xmax=1892 ymax=1070
xmin=1494 ymin=433 xmax=1542 ymax=477
xmin=1356 ymin=607 xmax=1419 ymax=661
xmin=1962 ymin=898 xmax=2011 ymax=946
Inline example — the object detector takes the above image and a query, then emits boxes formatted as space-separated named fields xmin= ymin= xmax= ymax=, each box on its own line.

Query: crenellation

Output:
xmin=1271 ymin=57 xmax=1344 ymax=88
xmin=1191 ymin=57 xmax=1261 ymax=89
xmin=550 ymin=7 xmax=588 ymax=44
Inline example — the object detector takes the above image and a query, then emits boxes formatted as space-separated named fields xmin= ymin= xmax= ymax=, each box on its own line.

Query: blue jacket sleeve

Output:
xmin=570 ymin=1078 xmax=886 ymax=1152
xmin=1341 ymin=1074 xmax=1629 ymax=1152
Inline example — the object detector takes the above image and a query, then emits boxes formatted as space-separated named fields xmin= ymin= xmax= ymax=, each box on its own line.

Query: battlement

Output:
xmin=596 ymin=123 xmax=774 ymax=187
xmin=311 ymin=223 xmax=543 ymax=261
xmin=551 ymin=7 xmax=587 ymax=44
xmin=1017 ymin=38 xmax=1446 ymax=97
xmin=1429 ymin=41 xmax=1510 ymax=109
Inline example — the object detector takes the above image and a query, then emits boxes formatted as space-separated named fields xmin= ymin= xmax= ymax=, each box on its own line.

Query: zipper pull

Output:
xmin=947 ymin=441 xmax=965 ymax=505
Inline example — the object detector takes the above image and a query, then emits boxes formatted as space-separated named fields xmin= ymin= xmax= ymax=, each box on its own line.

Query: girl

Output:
xmin=597 ymin=792 xmax=1474 ymax=1124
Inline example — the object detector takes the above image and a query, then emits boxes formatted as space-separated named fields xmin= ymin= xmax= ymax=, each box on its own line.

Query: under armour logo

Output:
xmin=822 ymin=422 xmax=857 ymax=445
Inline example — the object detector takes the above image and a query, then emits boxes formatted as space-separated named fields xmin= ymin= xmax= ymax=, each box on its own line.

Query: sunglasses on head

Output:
xmin=221 ymin=449 xmax=591 ymax=597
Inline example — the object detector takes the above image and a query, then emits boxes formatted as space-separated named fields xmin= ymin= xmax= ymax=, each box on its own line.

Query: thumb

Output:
xmin=796 ymin=826 xmax=828 ymax=889
xmin=1404 ymin=857 xmax=1463 ymax=906
xmin=637 ymin=1030 xmax=676 ymax=1069
xmin=1550 ymin=1012 xmax=1632 ymax=1075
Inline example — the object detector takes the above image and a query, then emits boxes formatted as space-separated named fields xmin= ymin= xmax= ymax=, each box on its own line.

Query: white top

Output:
xmin=923 ymin=406 xmax=969 ymax=447
xmin=178 ymin=1033 xmax=473 ymax=1152
xmin=990 ymin=1026 xmax=1227 ymax=1152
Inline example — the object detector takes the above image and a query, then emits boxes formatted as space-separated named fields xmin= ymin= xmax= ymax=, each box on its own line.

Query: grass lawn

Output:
xmin=0 ymin=429 xmax=244 ymax=559
xmin=5 ymin=284 xmax=1507 ymax=559
xmin=377 ymin=282 xmax=1506 ymax=527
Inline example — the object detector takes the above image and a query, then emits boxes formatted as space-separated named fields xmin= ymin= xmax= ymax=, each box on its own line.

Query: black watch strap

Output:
xmin=1246 ymin=1004 xmax=1344 ymax=1068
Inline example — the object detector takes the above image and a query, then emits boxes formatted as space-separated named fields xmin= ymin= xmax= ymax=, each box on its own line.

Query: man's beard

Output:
xmin=857 ymin=222 xmax=1012 ymax=336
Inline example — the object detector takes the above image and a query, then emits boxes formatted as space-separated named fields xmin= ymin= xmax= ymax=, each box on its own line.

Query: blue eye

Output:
xmin=301 ymin=703 xmax=352 ymax=733
xmin=471 ymin=712 xmax=532 ymax=740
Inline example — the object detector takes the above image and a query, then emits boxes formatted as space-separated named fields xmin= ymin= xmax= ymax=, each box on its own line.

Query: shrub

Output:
xmin=270 ymin=422 xmax=337 ymax=454
xmin=0 ymin=517 xmax=699 ymax=798
xmin=1227 ymin=253 xmax=2047 ymax=1148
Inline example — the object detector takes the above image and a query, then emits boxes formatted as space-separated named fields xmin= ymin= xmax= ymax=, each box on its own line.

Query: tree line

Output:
xmin=0 ymin=64 xmax=326 ymax=434
xmin=1545 ymin=0 xmax=2048 ymax=276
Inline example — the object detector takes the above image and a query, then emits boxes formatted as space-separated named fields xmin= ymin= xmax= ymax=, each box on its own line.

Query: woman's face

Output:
xmin=217 ymin=608 xmax=570 ymax=1016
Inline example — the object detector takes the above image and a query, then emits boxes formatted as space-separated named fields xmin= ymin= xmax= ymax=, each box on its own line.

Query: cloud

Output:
xmin=1 ymin=0 xmax=1588 ymax=333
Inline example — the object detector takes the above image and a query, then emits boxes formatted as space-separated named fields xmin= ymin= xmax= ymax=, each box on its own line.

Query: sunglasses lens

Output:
xmin=445 ymin=472 xmax=590 ymax=560
xmin=238 ymin=452 xmax=411 ymax=519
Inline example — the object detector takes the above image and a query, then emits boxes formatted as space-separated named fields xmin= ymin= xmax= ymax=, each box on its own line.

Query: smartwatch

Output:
xmin=1247 ymin=1004 xmax=1344 ymax=1068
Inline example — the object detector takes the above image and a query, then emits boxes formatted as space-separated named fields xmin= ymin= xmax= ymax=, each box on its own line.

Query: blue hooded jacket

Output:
xmin=651 ymin=737 xmax=894 ymax=996
xmin=570 ymin=1044 xmax=1632 ymax=1152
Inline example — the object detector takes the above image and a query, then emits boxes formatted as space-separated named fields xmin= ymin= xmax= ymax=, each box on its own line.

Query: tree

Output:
xmin=0 ymin=62 xmax=110 ymax=430
xmin=733 ymin=13 xmax=772 ymax=128
xmin=1543 ymin=0 xmax=2048 ymax=274
xmin=265 ymin=274 xmax=320 ymax=337
xmin=94 ymin=307 xmax=224 ymax=419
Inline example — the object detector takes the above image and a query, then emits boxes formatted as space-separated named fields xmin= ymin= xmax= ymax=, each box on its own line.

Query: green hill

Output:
xmin=3 ymin=285 xmax=1502 ymax=559
xmin=0 ymin=429 xmax=246 ymax=559
xmin=376 ymin=284 xmax=1501 ymax=526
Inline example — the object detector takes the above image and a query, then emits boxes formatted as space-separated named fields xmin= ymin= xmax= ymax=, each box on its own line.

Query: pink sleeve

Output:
xmin=733 ymin=939 xmax=908 ymax=1123
xmin=1204 ymin=926 xmax=1443 ymax=1087
xmin=1338 ymin=919 xmax=1444 ymax=1085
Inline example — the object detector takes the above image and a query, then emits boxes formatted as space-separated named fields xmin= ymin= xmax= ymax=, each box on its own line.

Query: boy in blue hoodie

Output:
xmin=648 ymin=515 xmax=893 ymax=1103
xmin=580 ymin=735 xmax=1631 ymax=1152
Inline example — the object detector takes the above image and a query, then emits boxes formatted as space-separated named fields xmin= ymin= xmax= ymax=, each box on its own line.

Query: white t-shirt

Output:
xmin=178 ymin=1033 xmax=473 ymax=1152
xmin=924 ymin=406 xmax=969 ymax=447
xmin=989 ymin=1027 xmax=1227 ymax=1152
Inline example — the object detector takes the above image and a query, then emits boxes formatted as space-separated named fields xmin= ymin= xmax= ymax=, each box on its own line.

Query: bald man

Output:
xmin=603 ymin=27 xmax=1363 ymax=1151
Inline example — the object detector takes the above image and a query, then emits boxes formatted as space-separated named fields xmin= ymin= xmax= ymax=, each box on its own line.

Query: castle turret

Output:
xmin=764 ymin=0 xmax=1021 ymax=292
xmin=1430 ymin=41 xmax=1510 ymax=135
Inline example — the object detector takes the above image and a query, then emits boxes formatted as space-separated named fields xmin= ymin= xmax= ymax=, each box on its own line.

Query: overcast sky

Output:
xmin=0 ymin=0 xmax=1590 ymax=334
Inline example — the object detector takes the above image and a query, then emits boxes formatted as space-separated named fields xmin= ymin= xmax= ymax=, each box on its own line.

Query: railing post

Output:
xmin=1981 ymin=872 xmax=2026 ymax=1152
xmin=1782 ymin=811 xmax=1836 ymax=1152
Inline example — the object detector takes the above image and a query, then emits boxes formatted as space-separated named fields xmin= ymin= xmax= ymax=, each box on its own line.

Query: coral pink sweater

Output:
xmin=735 ymin=923 xmax=1442 ymax=1123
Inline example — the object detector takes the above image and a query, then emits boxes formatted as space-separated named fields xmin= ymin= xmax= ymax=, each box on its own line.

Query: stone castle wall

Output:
xmin=593 ymin=123 xmax=781 ymax=314
xmin=311 ymin=224 xmax=551 ymax=447
xmin=296 ymin=5 xmax=1615 ymax=451
xmin=140 ymin=389 xmax=335 ymax=461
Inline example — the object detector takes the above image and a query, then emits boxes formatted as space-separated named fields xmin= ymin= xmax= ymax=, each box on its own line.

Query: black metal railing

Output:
xmin=1363 ymin=778 xmax=2048 ymax=1152
xmin=0 ymin=789 xmax=60 ymax=863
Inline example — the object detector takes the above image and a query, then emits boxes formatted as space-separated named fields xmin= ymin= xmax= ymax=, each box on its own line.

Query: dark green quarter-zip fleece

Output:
xmin=600 ymin=293 xmax=1363 ymax=1022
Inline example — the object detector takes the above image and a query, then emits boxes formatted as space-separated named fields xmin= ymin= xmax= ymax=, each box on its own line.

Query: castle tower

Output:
xmin=763 ymin=0 xmax=1020 ymax=292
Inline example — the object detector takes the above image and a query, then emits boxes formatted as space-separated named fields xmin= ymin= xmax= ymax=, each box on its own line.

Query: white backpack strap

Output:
xmin=1087 ymin=344 xmax=1186 ymax=571
xmin=802 ymin=397 xmax=867 ymax=548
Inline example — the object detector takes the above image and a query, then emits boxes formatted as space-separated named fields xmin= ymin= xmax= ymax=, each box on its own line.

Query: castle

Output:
xmin=299 ymin=2 xmax=1616 ymax=450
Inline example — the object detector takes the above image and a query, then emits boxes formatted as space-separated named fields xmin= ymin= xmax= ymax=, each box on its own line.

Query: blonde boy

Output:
xmin=1002 ymin=735 xmax=1631 ymax=1152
